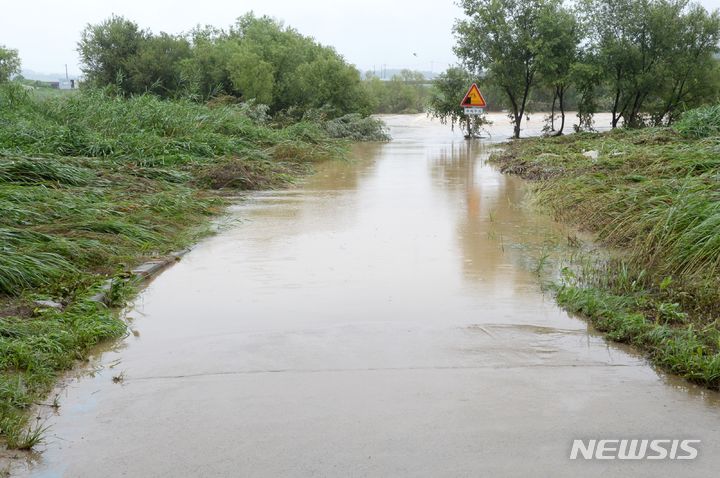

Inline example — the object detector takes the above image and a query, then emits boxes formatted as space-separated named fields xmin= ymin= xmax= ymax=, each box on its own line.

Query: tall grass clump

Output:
xmin=0 ymin=83 xmax=386 ymax=448
xmin=491 ymin=110 xmax=720 ymax=389
xmin=322 ymin=114 xmax=391 ymax=141
xmin=674 ymin=104 xmax=720 ymax=138
xmin=0 ymin=251 xmax=74 ymax=295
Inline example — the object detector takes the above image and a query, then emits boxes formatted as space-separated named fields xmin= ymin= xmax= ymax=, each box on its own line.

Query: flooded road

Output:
xmin=16 ymin=114 xmax=720 ymax=477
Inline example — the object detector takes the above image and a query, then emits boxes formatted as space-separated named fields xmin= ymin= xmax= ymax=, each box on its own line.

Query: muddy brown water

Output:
xmin=9 ymin=113 xmax=720 ymax=477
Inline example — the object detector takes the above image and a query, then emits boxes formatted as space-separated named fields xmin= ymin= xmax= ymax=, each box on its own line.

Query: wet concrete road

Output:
xmin=14 ymin=114 xmax=720 ymax=477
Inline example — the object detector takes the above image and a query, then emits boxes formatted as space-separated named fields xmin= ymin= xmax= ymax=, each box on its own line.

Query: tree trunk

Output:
xmin=611 ymin=91 xmax=621 ymax=128
xmin=555 ymin=86 xmax=566 ymax=136
xmin=513 ymin=115 xmax=521 ymax=139
xmin=504 ymin=86 xmax=521 ymax=140
xmin=515 ymin=73 xmax=533 ymax=139
xmin=550 ymin=90 xmax=557 ymax=131
xmin=611 ymin=69 xmax=622 ymax=129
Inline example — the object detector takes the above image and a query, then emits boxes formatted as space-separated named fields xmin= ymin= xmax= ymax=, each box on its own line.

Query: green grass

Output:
xmin=2 ymin=419 xmax=48 ymax=450
xmin=491 ymin=111 xmax=720 ymax=389
xmin=0 ymin=83 xmax=387 ymax=448
xmin=556 ymin=285 xmax=720 ymax=387
xmin=675 ymin=104 xmax=720 ymax=139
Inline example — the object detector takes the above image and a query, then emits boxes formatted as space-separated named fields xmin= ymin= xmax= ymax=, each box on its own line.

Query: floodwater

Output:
xmin=11 ymin=113 xmax=720 ymax=477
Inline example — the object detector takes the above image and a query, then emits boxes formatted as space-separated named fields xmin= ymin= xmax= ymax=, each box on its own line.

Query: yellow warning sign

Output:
xmin=460 ymin=83 xmax=487 ymax=108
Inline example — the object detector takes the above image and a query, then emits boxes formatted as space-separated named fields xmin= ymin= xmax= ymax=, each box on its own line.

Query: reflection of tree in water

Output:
xmin=307 ymin=143 xmax=384 ymax=192
xmin=233 ymin=142 xmax=385 ymax=251
xmin=429 ymin=140 xmax=527 ymax=286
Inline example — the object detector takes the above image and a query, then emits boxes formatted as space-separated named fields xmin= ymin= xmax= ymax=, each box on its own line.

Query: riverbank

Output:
xmin=0 ymin=85 xmax=387 ymax=448
xmin=490 ymin=111 xmax=720 ymax=389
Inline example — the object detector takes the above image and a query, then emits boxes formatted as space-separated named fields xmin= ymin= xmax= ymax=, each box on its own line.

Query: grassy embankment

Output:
xmin=491 ymin=107 xmax=720 ymax=389
xmin=0 ymin=84 xmax=387 ymax=448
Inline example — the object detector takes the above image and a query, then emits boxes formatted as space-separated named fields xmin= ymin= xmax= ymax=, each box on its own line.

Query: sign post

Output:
xmin=460 ymin=83 xmax=487 ymax=115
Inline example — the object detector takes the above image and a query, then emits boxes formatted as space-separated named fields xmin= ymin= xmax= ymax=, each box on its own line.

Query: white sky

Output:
xmin=3 ymin=0 xmax=720 ymax=76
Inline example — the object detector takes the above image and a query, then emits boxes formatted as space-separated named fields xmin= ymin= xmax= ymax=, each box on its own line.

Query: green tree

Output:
xmin=579 ymin=0 xmax=719 ymax=128
xmin=535 ymin=3 xmax=580 ymax=135
xmin=126 ymin=33 xmax=192 ymax=97
xmin=362 ymin=75 xmax=387 ymax=113
xmin=363 ymin=70 xmax=431 ymax=114
xmin=78 ymin=15 xmax=148 ymax=94
xmin=569 ymin=56 xmax=603 ymax=132
xmin=294 ymin=54 xmax=370 ymax=114
xmin=226 ymin=45 xmax=275 ymax=105
xmin=228 ymin=14 xmax=315 ymax=111
xmin=180 ymin=37 xmax=235 ymax=99
xmin=455 ymin=0 xmax=552 ymax=138
xmin=78 ymin=13 xmax=372 ymax=116
xmin=428 ymin=67 xmax=488 ymax=137
xmin=181 ymin=13 xmax=370 ymax=114
xmin=649 ymin=2 xmax=720 ymax=125
xmin=391 ymin=70 xmax=429 ymax=113
xmin=0 ymin=45 xmax=21 ymax=83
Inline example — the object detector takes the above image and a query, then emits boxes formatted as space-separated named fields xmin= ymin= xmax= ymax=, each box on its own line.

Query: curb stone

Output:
xmin=89 ymin=248 xmax=192 ymax=305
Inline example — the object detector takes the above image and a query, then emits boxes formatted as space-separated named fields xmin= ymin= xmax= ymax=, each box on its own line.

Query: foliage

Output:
xmin=363 ymin=70 xmax=431 ymax=114
xmin=126 ymin=33 xmax=192 ymax=97
xmin=674 ymin=103 xmax=720 ymax=138
xmin=453 ymin=0 xmax=720 ymax=134
xmin=579 ymin=0 xmax=720 ymax=127
xmin=0 ymin=45 xmax=21 ymax=83
xmin=570 ymin=58 xmax=603 ymax=132
xmin=492 ymin=122 xmax=720 ymax=319
xmin=321 ymin=114 xmax=390 ymax=141
xmin=427 ymin=66 xmax=489 ymax=137
xmin=78 ymin=15 xmax=151 ymax=93
xmin=78 ymin=13 xmax=371 ymax=117
xmin=455 ymin=0 xmax=553 ymax=138
xmin=535 ymin=2 xmax=580 ymax=135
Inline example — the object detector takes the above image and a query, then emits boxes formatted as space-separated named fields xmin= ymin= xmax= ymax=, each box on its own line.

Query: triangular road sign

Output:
xmin=461 ymin=83 xmax=487 ymax=108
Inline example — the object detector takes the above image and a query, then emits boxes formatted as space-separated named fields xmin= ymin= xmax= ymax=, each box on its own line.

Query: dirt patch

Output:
xmin=491 ymin=148 xmax=566 ymax=180
xmin=195 ymin=157 xmax=309 ymax=191
xmin=0 ymin=301 xmax=33 ymax=320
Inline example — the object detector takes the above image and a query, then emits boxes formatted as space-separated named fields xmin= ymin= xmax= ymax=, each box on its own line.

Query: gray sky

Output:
xmin=3 ymin=0 xmax=720 ymax=76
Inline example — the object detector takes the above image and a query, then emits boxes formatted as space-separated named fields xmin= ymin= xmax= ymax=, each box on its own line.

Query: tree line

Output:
xmin=363 ymin=70 xmax=431 ymax=114
xmin=454 ymin=0 xmax=720 ymax=138
xmin=6 ymin=2 xmax=718 ymax=133
xmin=77 ymin=14 xmax=372 ymax=117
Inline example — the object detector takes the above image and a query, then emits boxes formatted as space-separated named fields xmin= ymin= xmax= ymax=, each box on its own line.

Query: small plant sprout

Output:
xmin=112 ymin=371 xmax=126 ymax=384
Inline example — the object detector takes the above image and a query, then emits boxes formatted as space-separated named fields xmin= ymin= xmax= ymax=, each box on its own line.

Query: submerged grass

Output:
xmin=0 ymin=83 xmax=387 ymax=448
xmin=491 ymin=112 xmax=720 ymax=389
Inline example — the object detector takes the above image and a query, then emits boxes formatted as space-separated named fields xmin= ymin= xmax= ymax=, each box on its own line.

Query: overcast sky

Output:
xmin=3 ymin=0 xmax=720 ymax=76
